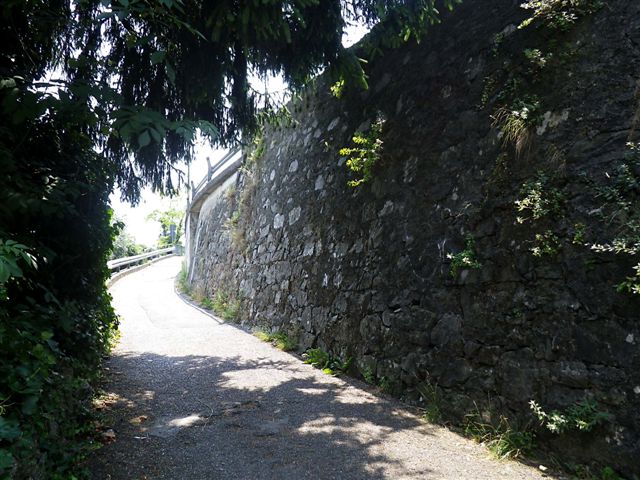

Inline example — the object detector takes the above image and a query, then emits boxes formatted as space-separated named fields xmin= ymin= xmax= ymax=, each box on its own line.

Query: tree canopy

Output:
xmin=2 ymin=0 xmax=459 ymax=202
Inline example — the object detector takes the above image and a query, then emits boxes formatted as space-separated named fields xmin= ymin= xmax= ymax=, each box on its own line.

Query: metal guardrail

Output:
xmin=190 ymin=147 xmax=242 ymax=200
xmin=185 ymin=146 xmax=243 ymax=286
xmin=107 ymin=247 xmax=175 ymax=273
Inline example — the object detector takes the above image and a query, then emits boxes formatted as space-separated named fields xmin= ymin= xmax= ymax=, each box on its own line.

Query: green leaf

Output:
xmin=150 ymin=51 xmax=166 ymax=65
xmin=0 ymin=449 xmax=15 ymax=470
xmin=149 ymin=127 xmax=162 ymax=143
xmin=138 ymin=131 xmax=151 ymax=148
xmin=40 ymin=331 xmax=54 ymax=341
xmin=0 ymin=418 xmax=21 ymax=441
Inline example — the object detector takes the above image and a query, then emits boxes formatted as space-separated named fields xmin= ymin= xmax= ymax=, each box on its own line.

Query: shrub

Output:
xmin=0 ymin=118 xmax=119 ymax=477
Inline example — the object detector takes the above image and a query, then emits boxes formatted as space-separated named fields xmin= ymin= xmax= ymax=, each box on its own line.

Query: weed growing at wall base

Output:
xmin=176 ymin=262 xmax=191 ymax=294
xmin=254 ymin=330 xmax=297 ymax=351
xmin=417 ymin=382 xmax=442 ymax=423
xmin=464 ymin=411 xmax=535 ymax=459
xmin=212 ymin=290 xmax=241 ymax=321
xmin=303 ymin=348 xmax=352 ymax=376
xmin=565 ymin=464 xmax=625 ymax=480
xmin=361 ymin=366 xmax=376 ymax=385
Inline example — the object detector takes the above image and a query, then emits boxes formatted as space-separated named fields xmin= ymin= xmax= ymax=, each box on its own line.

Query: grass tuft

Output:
xmin=464 ymin=410 xmax=535 ymax=460
xmin=254 ymin=330 xmax=297 ymax=352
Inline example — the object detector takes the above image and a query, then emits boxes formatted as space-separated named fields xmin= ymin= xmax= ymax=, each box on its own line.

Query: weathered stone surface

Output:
xmin=188 ymin=1 xmax=640 ymax=475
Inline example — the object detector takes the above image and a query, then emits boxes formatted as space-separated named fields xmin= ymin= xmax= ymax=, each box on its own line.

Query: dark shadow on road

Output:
xmin=88 ymin=351 xmax=437 ymax=480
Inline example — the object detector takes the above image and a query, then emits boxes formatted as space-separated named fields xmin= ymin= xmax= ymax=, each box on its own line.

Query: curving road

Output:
xmin=89 ymin=256 xmax=550 ymax=480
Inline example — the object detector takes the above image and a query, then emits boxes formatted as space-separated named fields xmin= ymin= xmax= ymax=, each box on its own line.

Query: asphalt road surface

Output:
xmin=88 ymin=256 xmax=550 ymax=480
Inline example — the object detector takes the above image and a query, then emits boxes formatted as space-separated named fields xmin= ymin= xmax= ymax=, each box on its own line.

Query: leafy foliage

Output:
xmin=0 ymin=241 xmax=36 ymax=289
xmin=146 ymin=202 xmax=184 ymax=248
xmin=0 ymin=110 xmax=119 ymax=477
xmin=588 ymin=143 xmax=640 ymax=295
xmin=109 ymin=220 xmax=148 ymax=260
xmin=531 ymin=230 xmax=561 ymax=257
xmin=530 ymin=399 xmax=611 ymax=434
xmin=4 ymin=0 xmax=460 ymax=203
xmin=447 ymin=235 xmax=482 ymax=277
xmin=340 ymin=115 xmax=385 ymax=187
xmin=303 ymin=348 xmax=352 ymax=376
xmin=519 ymin=0 xmax=603 ymax=31
xmin=516 ymin=173 xmax=565 ymax=224
xmin=330 ymin=79 xmax=346 ymax=99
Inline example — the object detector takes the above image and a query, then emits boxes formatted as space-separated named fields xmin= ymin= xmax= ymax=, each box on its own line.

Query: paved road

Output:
xmin=89 ymin=256 xmax=550 ymax=480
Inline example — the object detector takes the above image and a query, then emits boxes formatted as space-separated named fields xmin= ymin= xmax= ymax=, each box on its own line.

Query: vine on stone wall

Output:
xmin=589 ymin=142 xmax=640 ymax=295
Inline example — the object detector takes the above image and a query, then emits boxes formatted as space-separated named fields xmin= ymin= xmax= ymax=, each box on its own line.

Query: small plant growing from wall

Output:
xmin=523 ymin=48 xmax=549 ymax=69
xmin=340 ymin=114 xmax=385 ymax=187
xmin=519 ymin=0 xmax=603 ymax=31
xmin=529 ymin=399 xmax=611 ymax=434
xmin=515 ymin=172 xmax=564 ymax=224
xmin=531 ymin=230 xmax=561 ymax=257
xmin=330 ymin=78 xmax=345 ymax=99
xmin=246 ymin=129 xmax=265 ymax=168
xmin=586 ymin=142 xmax=640 ymax=295
xmin=514 ymin=173 xmax=566 ymax=257
xmin=492 ymin=97 xmax=541 ymax=156
xmin=447 ymin=235 xmax=482 ymax=277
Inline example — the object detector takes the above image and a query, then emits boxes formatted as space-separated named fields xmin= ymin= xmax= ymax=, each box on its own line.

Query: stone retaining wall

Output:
xmin=188 ymin=1 xmax=640 ymax=473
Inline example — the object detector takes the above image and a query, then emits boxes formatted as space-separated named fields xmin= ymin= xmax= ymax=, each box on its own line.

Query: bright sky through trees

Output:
xmin=111 ymin=22 xmax=370 ymax=248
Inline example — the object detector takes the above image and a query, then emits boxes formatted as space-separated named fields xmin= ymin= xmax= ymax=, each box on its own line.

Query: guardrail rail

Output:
xmin=107 ymin=246 xmax=175 ymax=274
xmin=190 ymin=147 xmax=242 ymax=202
